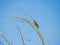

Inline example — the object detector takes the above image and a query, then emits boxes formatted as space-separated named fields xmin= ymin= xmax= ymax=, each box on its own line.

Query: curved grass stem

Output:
xmin=14 ymin=24 xmax=25 ymax=45
xmin=0 ymin=32 xmax=11 ymax=45
xmin=10 ymin=16 xmax=46 ymax=45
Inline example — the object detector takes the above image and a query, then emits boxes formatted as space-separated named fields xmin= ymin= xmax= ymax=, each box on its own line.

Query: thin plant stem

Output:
xmin=10 ymin=16 xmax=46 ymax=45
xmin=14 ymin=5 xmax=33 ymax=20
xmin=15 ymin=24 xmax=25 ymax=45
xmin=15 ymin=5 xmax=39 ymax=29
xmin=15 ymin=6 xmax=39 ymax=29
xmin=0 ymin=32 xmax=11 ymax=45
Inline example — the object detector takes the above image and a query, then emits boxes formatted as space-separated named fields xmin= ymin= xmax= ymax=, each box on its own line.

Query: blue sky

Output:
xmin=0 ymin=0 xmax=60 ymax=45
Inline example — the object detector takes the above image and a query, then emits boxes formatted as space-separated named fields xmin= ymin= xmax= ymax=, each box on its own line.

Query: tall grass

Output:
xmin=0 ymin=31 xmax=11 ymax=45
xmin=14 ymin=6 xmax=46 ymax=45
xmin=10 ymin=16 xmax=46 ymax=45
xmin=14 ymin=24 xmax=25 ymax=45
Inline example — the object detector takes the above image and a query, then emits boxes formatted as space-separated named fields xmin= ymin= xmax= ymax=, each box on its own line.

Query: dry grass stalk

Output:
xmin=14 ymin=24 xmax=25 ymax=45
xmin=15 ymin=6 xmax=33 ymax=20
xmin=10 ymin=16 xmax=46 ymax=45
xmin=15 ymin=6 xmax=39 ymax=29
xmin=0 ymin=32 xmax=11 ymax=45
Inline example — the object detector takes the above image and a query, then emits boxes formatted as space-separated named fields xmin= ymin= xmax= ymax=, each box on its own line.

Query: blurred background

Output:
xmin=0 ymin=0 xmax=60 ymax=45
